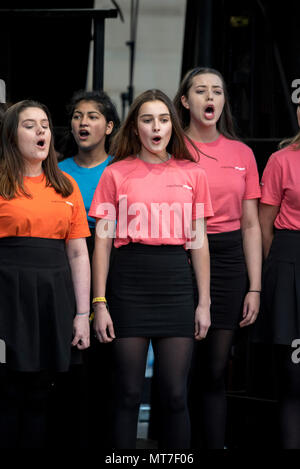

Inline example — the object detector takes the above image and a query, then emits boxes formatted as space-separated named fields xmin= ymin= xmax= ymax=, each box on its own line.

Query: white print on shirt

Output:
xmin=221 ymin=166 xmax=246 ymax=171
xmin=166 ymin=184 xmax=192 ymax=190
xmin=66 ymin=201 xmax=74 ymax=206
xmin=95 ymin=195 xmax=205 ymax=249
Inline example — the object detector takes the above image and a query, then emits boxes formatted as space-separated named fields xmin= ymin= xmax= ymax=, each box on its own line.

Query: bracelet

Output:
xmin=92 ymin=296 xmax=107 ymax=304
xmin=76 ymin=312 xmax=90 ymax=316
xmin=248 ymin=290 xmax=261 ymax=293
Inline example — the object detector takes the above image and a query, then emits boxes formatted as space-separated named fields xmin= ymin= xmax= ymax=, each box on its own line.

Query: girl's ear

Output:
xmin=105 ymin=121 xmax=114 ymax=136
xmin=181 ymin=95 xmax=189 ymax=109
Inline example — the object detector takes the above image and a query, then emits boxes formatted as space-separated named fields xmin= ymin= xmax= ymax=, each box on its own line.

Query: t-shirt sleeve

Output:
xmin=66 ymin=176 xmax=91 ymax=240
xmin=244 ymin=148 xmax=261 ymax=200
xmin=88 ymin=167 xmax=117 ymax=221
xmin=192 ymin=168 xmax=214 ymax=219
xmin=260 ymin=154 xmax=283 ymax=206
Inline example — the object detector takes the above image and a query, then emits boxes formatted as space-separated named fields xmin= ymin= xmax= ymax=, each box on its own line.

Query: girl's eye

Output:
xmin=196 ymin=90 xmax=205 ymax=94
xmin=72 ymin=114 xmax=80 ymax=120
xmin=161 ymin=118 xmax=169 ymax=123
xmin=214 ymin=90 xmax=223 ymax=95
xmin=142 ymin=119 xmax=151 ymax=124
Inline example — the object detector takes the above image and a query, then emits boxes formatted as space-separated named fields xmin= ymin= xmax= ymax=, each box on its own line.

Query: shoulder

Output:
xmin=58 ymin=157 xmax=74 ymax=170
xmin=222 ymin=136 xmax=255 ymax=157
xmin=269 ymin=145 xmax=299 ymax=164
xmin=171 ymin=158 xmax=207 ymax=178
xmin=60 ymin=171 xmax=80 ymax=192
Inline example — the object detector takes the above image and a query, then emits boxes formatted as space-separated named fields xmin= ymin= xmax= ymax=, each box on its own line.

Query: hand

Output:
xmin=72 ymin=314 xmax=90 ymax=350
xmin=93 ymin=303 xmax=115 ymax=343
xmin=239 ymin=291 xmax=260 ymax=328
xmin=194 ymin=303 xmax=211 ymax=340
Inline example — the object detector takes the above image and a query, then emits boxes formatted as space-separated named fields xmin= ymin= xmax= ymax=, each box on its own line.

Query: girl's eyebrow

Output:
xmin=73 ymin=110 xmax=101 ymax=115
xmin=139 ymin=113 xmax=170 ymax=117
xmin=195 ymin=85 xmax=223 ymax=89
xmin=22 ymin=118 xmax=49 ymax=123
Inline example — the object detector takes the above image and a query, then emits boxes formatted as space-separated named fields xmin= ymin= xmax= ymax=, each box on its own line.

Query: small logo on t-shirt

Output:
xmin=66 ymin=201 xmax=74 ymax=206
xmin=234 ymin=166 xmax=245 ymax=171
xmin=166 ymin=184 xmax=192 ymax=190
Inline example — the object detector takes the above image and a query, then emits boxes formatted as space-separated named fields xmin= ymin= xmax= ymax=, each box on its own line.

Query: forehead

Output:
xmin=19 ymin=107 xmax=48 ymax=122
xmin=138 ymin=100 xmax=170 ymax=116
xmin=192 ymin=73 xmax=223 ymax=88
xmin=73 ymin=100 xmax=101 ymax=113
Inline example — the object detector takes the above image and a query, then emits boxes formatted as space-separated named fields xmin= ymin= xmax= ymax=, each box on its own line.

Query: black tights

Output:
xmin=275 ymin=345 xmax=300 ymax=449
xmin=189 ymin=328 xmax=235 ymax=449
xmin=112 ymin=337 xmax=193 ymax=449
xmin=0 ymin=366 xmax=53 ymax=448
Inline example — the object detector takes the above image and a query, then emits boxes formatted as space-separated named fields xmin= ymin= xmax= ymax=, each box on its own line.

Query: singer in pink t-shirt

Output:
xmin=256 ymin=105 xmax=300 ymax=448
xmin=174 ymin=67 xmax=262 ymax=449
xmin=89 ymin=89 xmax=213 ymax=449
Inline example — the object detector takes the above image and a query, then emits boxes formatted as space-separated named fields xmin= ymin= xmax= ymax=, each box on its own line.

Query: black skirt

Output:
xmin=253 ymin=229 xmax=300 ymax=345
xmin=193 ymin=230 xmax=248 ymax=329
xmin=106 ymin=243 xmax=195 ymax=338
xmin=0 ymin=237 xmax=79 ymax=372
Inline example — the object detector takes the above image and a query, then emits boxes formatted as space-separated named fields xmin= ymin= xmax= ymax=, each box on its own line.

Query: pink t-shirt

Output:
xmin=185 ymin=135 xmax=261 ymax=233
xmin=260 ymin=145 xmax=300 ymax=230
xmin=89 ymin=156 xmax=214 ymax=248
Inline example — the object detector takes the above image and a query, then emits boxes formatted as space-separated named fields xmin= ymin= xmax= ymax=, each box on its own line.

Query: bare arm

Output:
xmin=259 ymin=203 xmax=280 ymax=259
xmin=190 ymin=218 xmax=211 ymax=340
xmin=240 ymin=199 xmax=262 ymax=327
xmin=66 ymin=238 xmax=91 ymax=349
xmin=92 ymin=219 xmax=115 ymax=343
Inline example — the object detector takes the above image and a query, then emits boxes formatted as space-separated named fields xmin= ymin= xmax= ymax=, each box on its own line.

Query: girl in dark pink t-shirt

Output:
xmin=174 ymin=67 xmax=262 ymax=449
xmin=90 ymin=89 xmax=213 ymax=449
xmin=256 ymin=104 xmax=300 ymax=448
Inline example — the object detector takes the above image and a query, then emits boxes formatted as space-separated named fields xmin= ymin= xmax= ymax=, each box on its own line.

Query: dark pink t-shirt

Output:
xmin=185 ymin=135 xmax=261 ymax=233
xmin=89 ymin=156 xmax=214 ymax=248
xmin=260 ymin=145 xmax=300 ymax=230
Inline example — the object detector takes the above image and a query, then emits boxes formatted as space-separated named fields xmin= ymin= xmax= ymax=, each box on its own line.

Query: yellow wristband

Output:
xmin=92 ymin=296 xmax=107 ymax=304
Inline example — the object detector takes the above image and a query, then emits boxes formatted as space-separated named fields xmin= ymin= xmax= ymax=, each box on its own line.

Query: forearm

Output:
xmin=261 ymin=223 xmax=274 ymax=259
xmin=242 ymin=224 xmax=262 ymax=290
xmin=92 ymin=236 xmax=112 ymax=298
xmin=68 ymin=251 xmax=91 ymax=315
xmin=190 ymin=234 xmax=210 ymax=306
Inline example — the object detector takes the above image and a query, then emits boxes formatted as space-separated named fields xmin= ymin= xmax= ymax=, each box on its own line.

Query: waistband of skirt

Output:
xmin=274 ymin=228 xmax=300 ymax=238
xmin=0 ymin=237 xmax=67 ymax=267
xmin=207 ymin=229 xmax=242 ymax=242
xmin=116 ymin=242 xmax=186 ymax=254
xmin=271 ymin=229 xmax=300 ymax=261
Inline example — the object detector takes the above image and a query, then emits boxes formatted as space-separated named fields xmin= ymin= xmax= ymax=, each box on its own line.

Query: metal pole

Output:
xmin=93 ymin=17 xmax=105 ymax=90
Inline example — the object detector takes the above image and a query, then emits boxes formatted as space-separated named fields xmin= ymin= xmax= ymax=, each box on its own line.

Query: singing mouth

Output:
xmin=36 ymin=139 xmax=45 ymax=148
xmin=79 ymin=129 xmax=90 ymax=137
xmin=152 ymin=136 xmax=161 ymax=143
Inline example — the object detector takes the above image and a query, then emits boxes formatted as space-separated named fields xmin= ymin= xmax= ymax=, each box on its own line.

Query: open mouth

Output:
xmin=36 ymin=139 xmax=45 ymax=148
xmin=204 ymin=105 xmax=215 ymax=120
xmin=79 ymin=130 xmax=90 ymax=138
xmin=152 ymin=136 xmax=161 ymax=144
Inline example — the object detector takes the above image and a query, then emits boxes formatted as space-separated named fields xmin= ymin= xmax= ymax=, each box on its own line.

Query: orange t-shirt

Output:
xmin=0 ymin=172 xmax=90 ymax=241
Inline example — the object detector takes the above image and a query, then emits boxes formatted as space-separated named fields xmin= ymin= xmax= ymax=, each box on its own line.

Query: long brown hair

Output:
xmin=0 ymin=100 xmax=73 ymax=199
xmin=173 ymin=67 xmax=238 ymax=140
xmin=109 ymin=89 xmax=194 ymax=163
